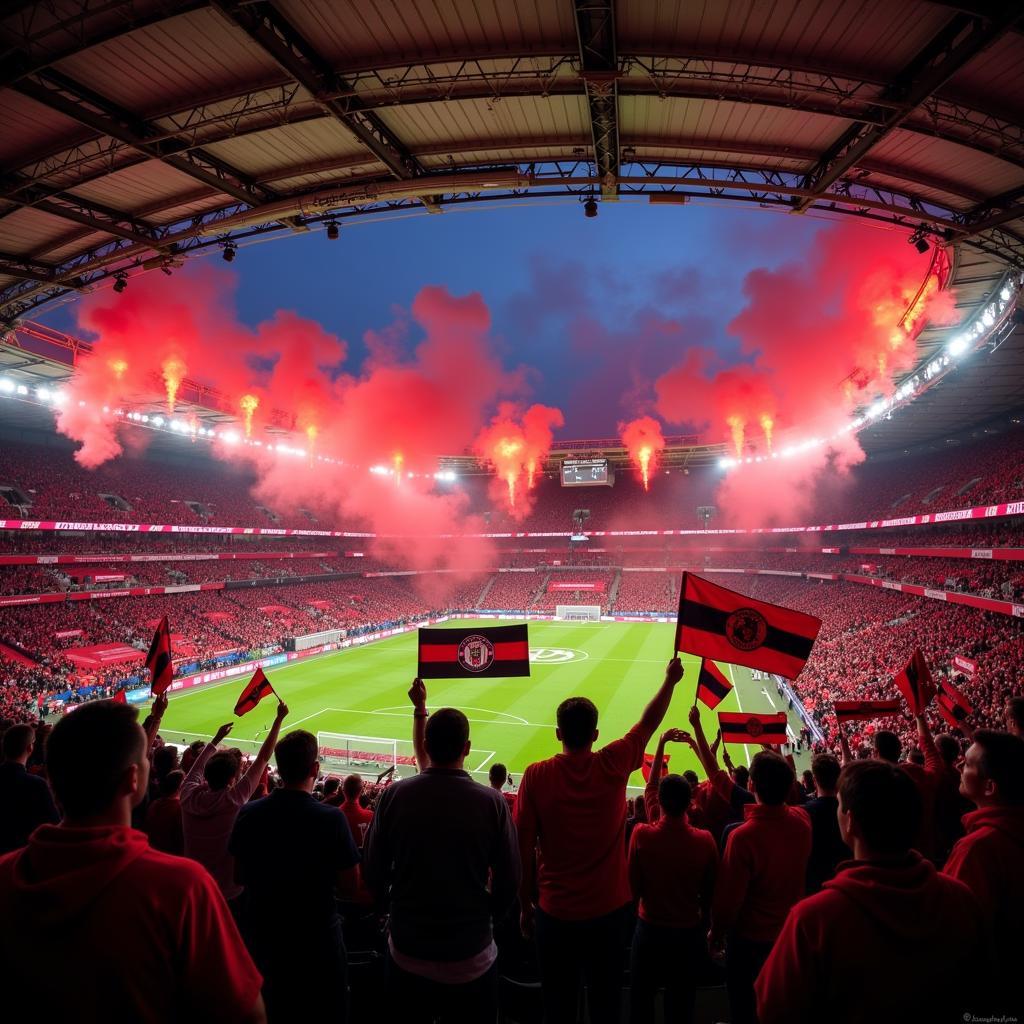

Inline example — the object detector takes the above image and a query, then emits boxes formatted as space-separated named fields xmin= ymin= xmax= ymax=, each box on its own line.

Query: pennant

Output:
xmin=893 ymin=649 xmax=936 ymax=715
xmin=641 ymin=751 xmax=670 ymax=782
xmin=675 ymin=573 xmax=821 ymax=679
xmin=234 ymin=667 xmax=275 ymax=717
xmin=418 ymin=624 xmax=530 ymax=679
xmin=936 ymin=692 xmax=971 ymax=732
xmin=145 ymin=615 xmax=173 ymax=696
xmin=834 ymin=699 xmax=903 ymax=724
xmin=718 ymin=711 xmax=789 ymax=745
xmin=696 ymin=658 xmax=733 ymax=709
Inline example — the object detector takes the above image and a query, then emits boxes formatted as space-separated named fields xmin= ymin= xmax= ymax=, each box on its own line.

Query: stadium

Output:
xmin=0 ymin=2 xmax=1022 ymax=1022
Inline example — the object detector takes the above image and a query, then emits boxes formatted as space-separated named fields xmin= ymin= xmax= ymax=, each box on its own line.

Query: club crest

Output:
xmin=725 ymin=607 xmax=768 ymax=652
xmin=458 ymin=634 xmax=495 ymax=672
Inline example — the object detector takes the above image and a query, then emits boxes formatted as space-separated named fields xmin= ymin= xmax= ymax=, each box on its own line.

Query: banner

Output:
xmin=718 ymin=711 xmax=788 ymax=745
xmin=834 ymin=699 xmax=903 ymax=724
xmin=547 ymin=581 xmax=606 ymax=592
xmin=418 ymin=624 xmax=530 ymax=679
xmin=951 ymin=654 xmax=978 ymax=676
xmin=893 ymin=649 xmax=936 ymax=715
xmin=696 ymin=658 xmax=733 ymax=709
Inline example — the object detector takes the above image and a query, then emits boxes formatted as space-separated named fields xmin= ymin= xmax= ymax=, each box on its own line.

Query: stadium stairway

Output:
xmin=475 ymin=574 xmax=497 ymax=609
xmin=607 ymin=568 xmax=622 ymax=611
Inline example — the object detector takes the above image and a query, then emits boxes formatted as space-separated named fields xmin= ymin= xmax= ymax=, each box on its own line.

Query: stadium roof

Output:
xmin=0 ymin=0 xmax=1022 ymax=456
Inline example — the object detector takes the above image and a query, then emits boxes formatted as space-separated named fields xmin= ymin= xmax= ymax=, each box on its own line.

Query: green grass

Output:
xmin=157 ymin=619 xmax=807 ymax=788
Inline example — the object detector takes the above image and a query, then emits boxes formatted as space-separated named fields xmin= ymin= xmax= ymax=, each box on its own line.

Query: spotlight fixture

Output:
xmin=222 ymin=244 xmax=237 ymax=263
xmin=584 ymin=198 xmax=598 ymax=219
xmin=908 ymin=228 xmax=929 ymax=254
xmin=113 ymin=274 xmax=128 ymax=294
xmin=326 ymin=220 xmax=339 ymax=240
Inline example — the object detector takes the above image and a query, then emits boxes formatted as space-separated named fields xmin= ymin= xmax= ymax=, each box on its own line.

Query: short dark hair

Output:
xmin=2 ymin=723 xmax=34 ymax=760
xmin=47 ymin=701 xmax=145 ymax=817
xmin=556 ymin=697 xmax=598 ymax=750
xmin=935 ymin=733 xmax=960 ymax=767
xmin=811 ymin=752 xmax=841 ymax=791
xmin=151 ymin=743 xmax=179 ymax=779
xmin=659 ymin=774 xmax=692 ymax=817
xmin=424 ymin=708 xmax=470 ymax=765
xmin=159 ymin=769 xmax=184 ymax=798
xmin=749 ymin=751 xmax=794 ymax=806
xmin=839 ymin=759 xmax=921 ymax=855
xmin=204 ymin=748 xmax=242 ymax=790
xmin=322 ymin=776 xmax=340 ymax=797
xmin=342 ymin=774 xmax=363 ymax=799
xmin=873 ymin=730 xmax=902 ymax=763
xmin=1005 ymin=696 xmax=1024 ymax=732
xmin=275 ymin=730 xmax=319 ymax=785
xmin=682 ymin=770 xmax=699 ymax=787
xmin=489 ymin=762 xmax=508 ymax=787
xmin=973 ymin=730 xmax=1024 ymax=804
xmin=733 ymin=765 xmax=750 ymax=790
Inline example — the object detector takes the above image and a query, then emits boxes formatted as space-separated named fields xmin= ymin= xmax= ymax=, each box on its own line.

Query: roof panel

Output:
xmin=66 ymin=159 xmax=221 ymax=216
xmin=0 ymin=207 xmax=83 ymax=257
xmin=942 ymin=30 xmax=1024 ymax=126
xmin=50 ymin=7 xmax=280 ymax=118
xmin=0 ymin=88 xmax=91 ymax=167
xmin=275 ymin=0 xmax=575 ymax=68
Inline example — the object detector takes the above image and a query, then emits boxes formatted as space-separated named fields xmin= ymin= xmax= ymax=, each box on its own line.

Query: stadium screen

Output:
xmin=561 ymin=458 xmax=612 ymax=487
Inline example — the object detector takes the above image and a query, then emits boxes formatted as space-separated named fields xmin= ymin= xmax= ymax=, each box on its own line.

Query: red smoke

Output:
xmin=653 ymin=223 xmax=956 ymax=525
xmin=619 ymin=416 xmax=665 ymax=490
xmin=473 ymin=403 xmax=564 ymax=519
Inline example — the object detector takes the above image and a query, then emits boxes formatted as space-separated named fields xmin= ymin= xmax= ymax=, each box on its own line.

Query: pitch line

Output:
xmin=325 ymin=706 xmax=554 ymax=729
xmin=370 ymin=704 xmax=530 ymax=725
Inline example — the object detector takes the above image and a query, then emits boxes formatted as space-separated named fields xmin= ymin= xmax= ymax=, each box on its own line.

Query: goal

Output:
xmin=556 ymin=604 xmax=602 ymax=622
xmin=317 ymin=732 xmax=413 ymax=776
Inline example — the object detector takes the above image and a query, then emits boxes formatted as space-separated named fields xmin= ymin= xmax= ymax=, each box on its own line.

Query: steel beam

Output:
xmin=573 ymin=0 xmax=620 ymax=200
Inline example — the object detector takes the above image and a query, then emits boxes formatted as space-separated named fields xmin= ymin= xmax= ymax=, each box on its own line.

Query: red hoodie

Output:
xmin=944 ymin=805 xmax=1024 ymax=997
xmin=0 ymin=824 xmax=262 ymax=1022
xmin=755 ymin=853 xmax=988 ymax=1024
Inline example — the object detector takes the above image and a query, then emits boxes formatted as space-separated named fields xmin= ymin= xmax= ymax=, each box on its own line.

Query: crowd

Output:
xmin=0 ymin=656 xmax=1019 ymax=1023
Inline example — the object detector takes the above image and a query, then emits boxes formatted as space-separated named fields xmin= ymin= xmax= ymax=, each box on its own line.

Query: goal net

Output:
xmin=556 ymin=604 xmax=601 ymax=622
xmin=317 ymin=732 xmax=414 ymax=777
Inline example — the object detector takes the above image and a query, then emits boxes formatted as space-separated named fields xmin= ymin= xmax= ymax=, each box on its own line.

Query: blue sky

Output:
xmin=42 ymin=199 xmax=829 ymax=437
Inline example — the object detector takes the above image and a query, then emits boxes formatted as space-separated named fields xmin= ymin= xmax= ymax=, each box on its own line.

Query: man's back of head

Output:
xmin=749 ymin=751 xmax=794 ymax=806
xmin=934 ymin=733 xmax=961 ymax=769
xmin=322 ymin=776 xmax=340 ymax=800
xmin=555 ymin=696 xmax=598 ymax=752
xmin=274 ymin=730 xmax=319 ymax=788
xmin=682 ymin=769 xmax=700 ymax=788
xmin=838 ymin=759 xmax=921 ymax=857
xmin=204 ymin=748 xmax=242 ymax=792
xmin=488 ymin=762 xmax=508 ymax=789
xmin=424 ymin=708 xmax=470 ymax=768
xmin=872 ymin=730 xmax=902 ymax=764
xmin=342 ymin=773 xmax=363 ymax=801
xmin=658 ymin=774 xmax=691 ymax=818
xmin=811 ymin=752 xmax=841 ymax=795
xmin=733 ymin=764 xmax=750 ymax=790
xmin=2 ymin=723 xmax=34 ymax=764
xmin=46 ymin=701 xmax=147 ymax=821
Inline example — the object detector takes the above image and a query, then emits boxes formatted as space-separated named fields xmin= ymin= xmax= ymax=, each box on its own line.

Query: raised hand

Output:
xmin=275 ymin=701 xmax=289 ymax=721
xmin=408 ymin=677 xmax=427 ymax=711
xmin=213 ymin=722 xmax=234 ymax=744
xmin=664 ymin=657 xmax=684 ymax=687
xmin=661 ymin=727 xmax=692 ymax=745
xmin=688 ymin=703 xmax=702 ymax=728
xmin=152 ymin=691 xmax=169 ymax=718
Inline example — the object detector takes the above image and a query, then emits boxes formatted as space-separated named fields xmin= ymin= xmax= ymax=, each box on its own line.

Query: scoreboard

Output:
xmin=560 ymin=458 xmax=612 ymax=487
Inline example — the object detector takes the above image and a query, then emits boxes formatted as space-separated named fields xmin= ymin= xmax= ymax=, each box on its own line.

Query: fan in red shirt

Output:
xmin=687 ymin=706 xmax=811 ymax=1024
xmin=943 ymin=729 xmax=1024 ymax=1015
xmin=516 ymin=656 xmax=684 ymax=1024
xmin=756 ymin=760 xmax=989 ymax=1024
xmin=0 ymin=700 xmax=264 ymax=1023
xmin=628 ymin=727 xmax=718 ymax=1024
xmin=339 ymin=774 xmax=374 ymax=846
xmin=488 ymin=762 xmax=517 ymax=817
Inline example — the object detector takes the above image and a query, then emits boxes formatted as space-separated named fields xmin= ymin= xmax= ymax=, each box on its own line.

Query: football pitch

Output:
xmin=157 ymin=619 xmax=808 ymax=788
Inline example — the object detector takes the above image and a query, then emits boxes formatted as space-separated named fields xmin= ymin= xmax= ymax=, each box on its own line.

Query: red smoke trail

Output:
xmin=654 ymin=221 xmax=956 ymax=526
xmin=619 ymin=416 xmax=665 ymax=491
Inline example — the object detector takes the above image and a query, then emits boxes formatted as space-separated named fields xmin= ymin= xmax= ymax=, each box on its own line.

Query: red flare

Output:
xmin=619 ymin=416 xmax=665 ymax=492
xmin=240 ymin=394 xmax=259 ymax=437
xmin=162 ymin=356 xmax=186 ymax=414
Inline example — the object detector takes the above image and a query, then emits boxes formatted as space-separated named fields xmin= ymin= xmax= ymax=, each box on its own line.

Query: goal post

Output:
xmin=317 ymin=732 xmax=415 ymax=777
xmin=555 ymin=604 xmax=601 ymax=622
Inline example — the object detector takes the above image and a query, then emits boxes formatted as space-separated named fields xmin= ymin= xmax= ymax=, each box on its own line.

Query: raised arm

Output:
xmin=644 ymin=728 xmax=694 ymax=822
xmin=688 ymin=703 xmax=720 ymax=777
xmin=409 ymin=678 xmax=429 ymax=772
xmin=635 ymin=657 xmax=685 ymax=745
xmin=240 ymin=702 xmax=288 ymax=792
xmin=837 ymin=720 xmax=853 ymax=766
xmin=914 ymin=712 xmax=944 ymax=774
xmin=142 ymin=691 xmax=168 ymax=750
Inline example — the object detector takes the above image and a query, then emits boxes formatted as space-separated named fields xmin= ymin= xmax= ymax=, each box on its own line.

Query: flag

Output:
xmin=111 ymin=690 xmax=127 ymax=705
xmin=418 ymin=623 xmax=530 ymax=679
xmin=376 ymin=764 xmax=396 ymax=785
xmin=675 ymin=573 xmax=821 ymax=679
xmin=940 ymin=677 xmax=973 ymax=716
xmin=641 ymin=751 xmax=670 ymax=782
xmin=234 ymin=667 xmax=275 ymax=717
xmin=145 ymin=615 xmax=173 ymax=696
xmin=893 ymin=649 xmax=936 ymax=714
xmin=718 ymin=711 xmax=789 ymax=745
xmin=936 ymin=692 xmax=971 ymax=731
xmin=696 ymin=658 xmax=733 ymax=709
xmin=834 ymin=699 xmax=903 ymax=724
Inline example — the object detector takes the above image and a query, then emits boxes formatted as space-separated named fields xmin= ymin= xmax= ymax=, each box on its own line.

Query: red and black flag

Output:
xmin=893 ymin=649 xmax=936 ymax=715
xmin=936 ymin=677 xmax=973 ymax=731
xmin=718 ymin=711 xmax=789 ymax=745
xmin=417 ymin=624 xmax=530 ymax=679
xmin=234 ymin=667 xmax=275 ymax=717
xmin=145 ymin=615 xmax=173 ymax=696
xmin=834 ymin=699 xmax=903 ymax=725
xmin=675 ymin=573 xmax=821 ymax=679
xmin=696 ymin=658 xmax=733 ymax=709
xmin=641 ymin=751 xmax=670 ymax=782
